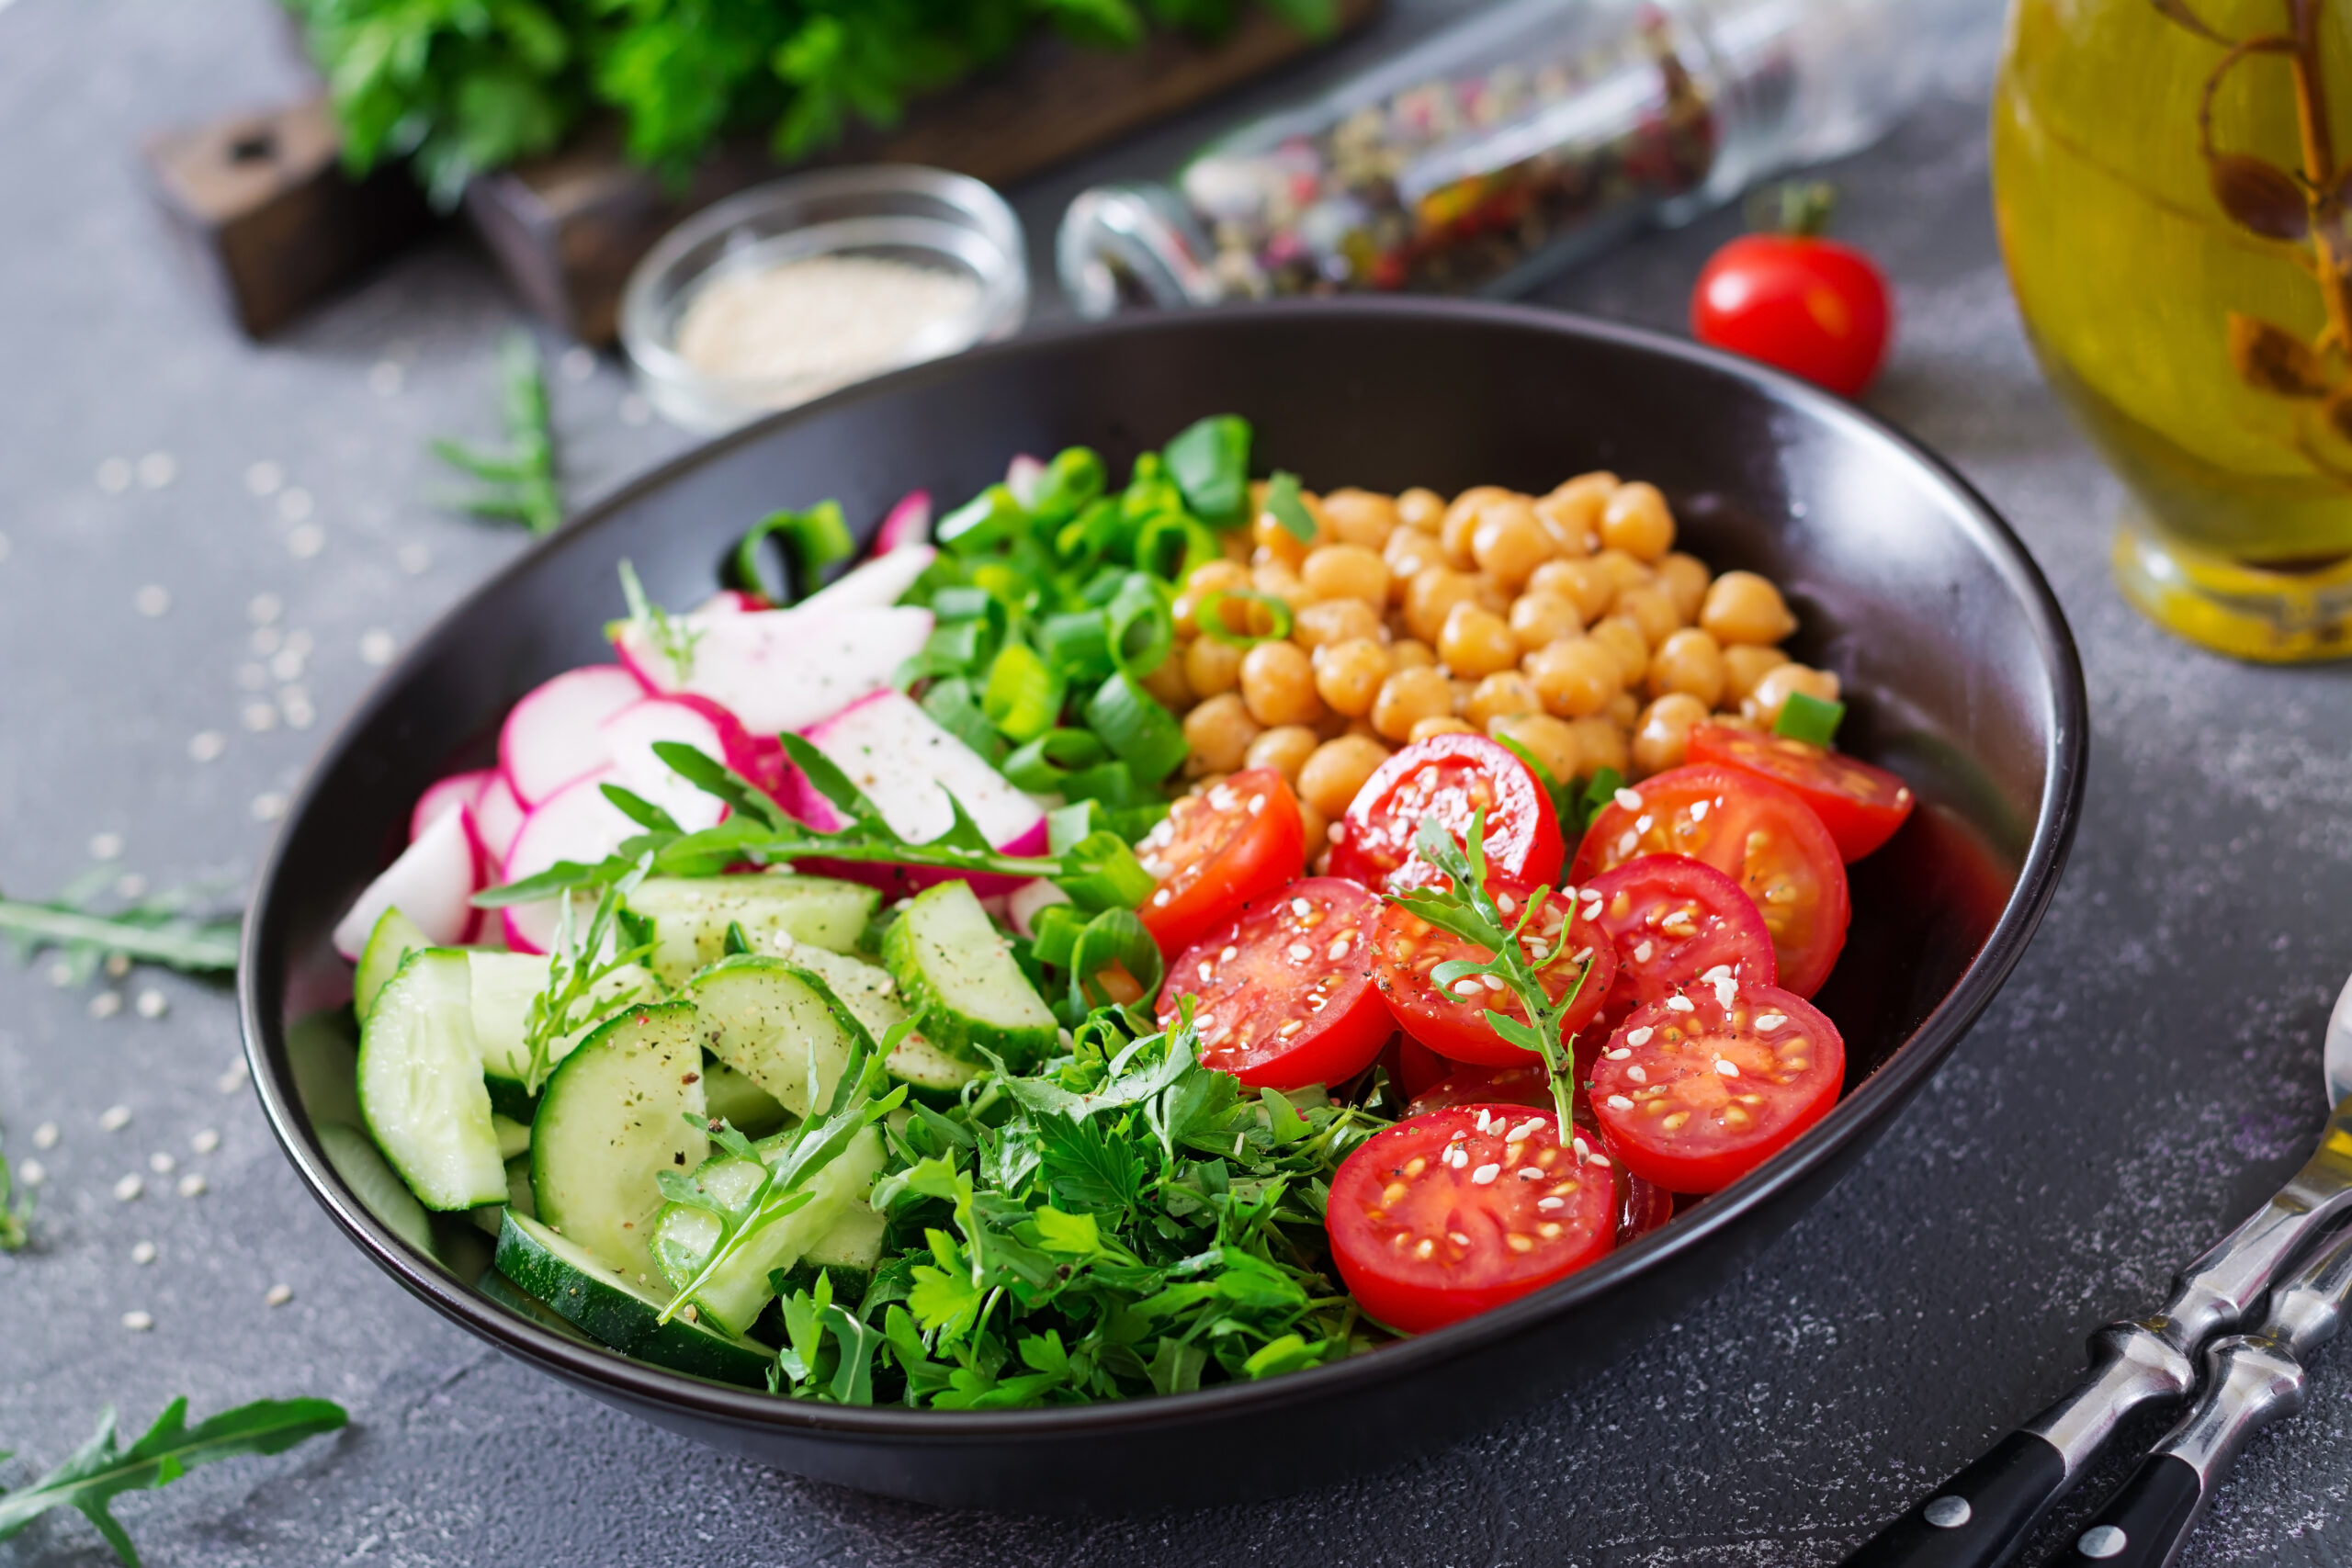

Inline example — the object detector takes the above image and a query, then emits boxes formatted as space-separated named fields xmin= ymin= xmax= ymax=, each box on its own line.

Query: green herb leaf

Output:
xmin=1161 ymin=414 xmax=1252 ymax=525
xmin=1261 ymin=470 xmax=1317 ymax=543
xmin=1577 ymin=766 xmax=1627 ymax=831
xmin=429 ymin=333 xmax=560 ymax=535
xmin=1773 ymin=691 xmax=1847 ymax=746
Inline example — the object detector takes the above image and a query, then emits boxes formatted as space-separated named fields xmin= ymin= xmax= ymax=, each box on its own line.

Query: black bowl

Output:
xmin=241 ymin=299 xmax=2085 ymax=1511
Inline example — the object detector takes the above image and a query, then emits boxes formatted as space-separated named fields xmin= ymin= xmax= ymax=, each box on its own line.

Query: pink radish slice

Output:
xmin=611 ymin=605 xmax=933 ymax=738
xmin=410 ymin=768 xmax=493 ymax=843
xmin=1005 ymin=455 xmax=1046 ymax=509
xmin=499 ymin=665 xmax=644 ymax=807
xmin=1005 ymin=878 xmax=1072 ymax=939
xmin=333 ymin=807 xmax=482 ymax=960
xmin=472 ymin=773 xmax=527 ymax=873
xmin=801 ymin=543 xmax=937 ymax=613
xmin=599 ymin=694 xmax=775 ymax=830
xmin=786 ymin=689 xmax=1048 ymax=897
xmin=691 ymin=589 xmax=768 ymax=616
xmin=499 ymin=769 xmax=640 ymax=953
xmin=871 ymin=490 xmax=933 ymax=555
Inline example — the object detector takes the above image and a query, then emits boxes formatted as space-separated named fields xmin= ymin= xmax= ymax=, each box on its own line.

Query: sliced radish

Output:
xmin=410 ymin=768 xmax=492 ymax=843
xmin=786 ymin=689 xmax=1048 ymax=897
xmin=499 ymin=665 xmax=644 ymax=807
xmin=612 ymin=605 xmax=933 ymax=739
xmin=499 ymin=770 xmax=639 ymax=953
xmin=1006 ymin=878 xmax=1072 ymax=939
xmin=691 ymin=589 xmax=768 ymax=616
xmin=333 ymin=807 xmax=481 ymax=959
xmin=872 ymin=489 xmax=933 ymax=555
xmin=800 ymin=543 xmax=936 ymax=613
xmin=472 ymin=773 xmax=527 ymax=873
xmin=1005 ymin=455 xmax=1046 ymax=509
xmin=599 ymin=694 xmax=778 ymax=830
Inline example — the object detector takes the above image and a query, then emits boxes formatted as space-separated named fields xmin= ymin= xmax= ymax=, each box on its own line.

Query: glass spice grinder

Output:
xmin=1057 ymin=0 xmax=1993 ymax=315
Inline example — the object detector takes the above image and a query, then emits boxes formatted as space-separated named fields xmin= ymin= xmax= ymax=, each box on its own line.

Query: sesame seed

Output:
xmin=246 ymin=463 xmax=284 ymax=499
xmin=1287 ymin=943 xmax=1312 ymax=963
xmin=32 ymin=1122 xmax=58 ymax=1150
xmin=1151 ymin=889 xmax=1172 ymax=907
xmin=398 ymin=543 xmax=431 ymax=574
xmin=1634 ymin=815 xmax=1653 ymax=834
xmin=1537 ymin=1196 xmax=1566 ymax=1212
xmin=131 ymin=1241 xmax=156 ymax=1265
xmin=1291 ymin=897 xmax=1313 ymax=919
xmin=242 ymin=702 xmax=278 ymax=733
xmin=1197 ymin=962 xmax=1214 ymax=983
xmin=115 ymin=874 xmax=146 ymax=900
xmin=277 ymin=487 xmax=312 ymax=522
xmin=1471 ymin=1163 xmax=1500 ymax=1185
xmin=1506 ymin=1120 xmax=1544 ymax=1144
xmin=1520 ymin=1167 xmax=1544 ymax=1180
xmin=17 ymin=1158 xmax=44 ymax=1186
xmin=114 ymin=1174 xmax=143 ymax=1201
xmin=1701 ymin=964 xmax=1731 ymax=983
xmin=358 ymin=628 xmax=398 ymax=666
xmin=47 ymin=962 xmax=74 ymax=987
xmin=1448 ymin=1232 xmax=1471 ymax=1247
xmin=1613 ymin=788 xmax=1643 ymax=811
xmin=217 ymin=1061 xmax=248 ymax=1094
xmin=1480 ymin=974 xmax=1506 ymax=992
xmin=1247 ymin=795 xmax=1266 ymax=815
xmin=1633 ymin=940 xmax=1654 ymax=964
xmin=89 ymin=992 xmax=122 ymax=1020
xmin=148 ymin=1152 xmax=175 ymax=1175
xmin=1616 ymin=830 xmax=1638 ymax=857
xmin=191 ymin=1128 xmax=220 ymax=1155
xmin=1713 ymin=977 xmax=1737 ymax=1008
xmin=177 ymin=1172 xmax=208 ymax=1198
xmin=1589 ymin=1152 xmax=1611 ymax=1168
xmin=1715 ymin=1059 xmax=1741 ymax=1077
xmin=100 ymin=1104 xmax=132 ymax=1132
xmin=121 ymin=1311 xmax=153 ymax=1332
xmin=1666 ymin=996 xmax=1696 ymax=1013
xmin=134 ymin=584 xmax=171 ymax=617
xmin=1756 ymin=1013 xmax=1788 ymax=1032
xmin=1626 ymin=1027 xmax=1655 ymax=1047
xmin=138 ymin=452 xmax=177 ymax=488
xmin=1475 ymin=1110 xmax=1493 ymax=1131
xmin=105 ymin=953 xmax=130 ymax=978
xmin=1220 ymin=946 xmax=1238 ymax=963
xmin=1328 ymin=937 xmax=1351 ymax=961
xmin=1626 ymin=1066 xmax=1647 ymax=1083
xmin=96 ymin=457 xmax=132 ymax=492
xmin=266 ymin=1283 xmax=293 ymax=1307
xmin=135 ymin=989 xmax=168 ymax=1020
xmin=1605 ymin=1094 xmax=1634 ymax=1110
xmin=1572 ymin=1136 xmax=1590 ymax=1157
xmin=251 ymin=792 xmax=288 ymax=822
xmin=1690 ymin=799 xmax=1709 ymax=821
xmin=188 ymin=730 xmax=227 ymax=762
xmin=1497 ymin=893 xmax=1517 ymax=915
xmin=1452 ymin=978 xmax=1483 ymax=997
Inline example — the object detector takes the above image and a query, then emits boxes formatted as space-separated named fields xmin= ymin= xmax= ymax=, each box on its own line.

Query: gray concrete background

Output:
xmin=6 ymin=1 xmax=2351 ymax=1563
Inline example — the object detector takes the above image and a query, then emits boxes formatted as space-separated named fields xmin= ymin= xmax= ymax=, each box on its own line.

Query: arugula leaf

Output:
xmin=431 ymin=333 xmax=560 ymax=535
xmin=1161 ymin=414 xmax=1252 ymax=525
xmin=0 ymin=1128 xmax=29 ymax=1253
xmin=516 ymin=852 xmax=657 ymax=1096
xmin=0 ymin=1397 xmax=345 ymax=1565
xmin=0 ymin=865 xmax=240 ymax=980
xmin=613 ymin=560 xmax=702 ymax=683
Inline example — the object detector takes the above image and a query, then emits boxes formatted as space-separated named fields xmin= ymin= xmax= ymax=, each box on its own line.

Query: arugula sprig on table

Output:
xmin=0 ymin=1397 xmax=345 ymax=1566
xmin=0 ymin=1129 xmax=28 ymax=1253
xmin=431 ymin=333 xmax=561 ymax=536
xmin=1382 ymin=813 xmax=1599 ymax=1140
xmin=0 ymin=864 xmax=240 ymax=981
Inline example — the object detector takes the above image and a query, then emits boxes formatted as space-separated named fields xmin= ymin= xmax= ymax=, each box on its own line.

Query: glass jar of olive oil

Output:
xmin=1994 ymin=0 xmax=2352 ymax=660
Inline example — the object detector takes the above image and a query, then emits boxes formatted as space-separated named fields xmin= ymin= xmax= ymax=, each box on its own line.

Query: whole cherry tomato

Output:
xmin=1691 ymin=189 xmax=1892 ymax=398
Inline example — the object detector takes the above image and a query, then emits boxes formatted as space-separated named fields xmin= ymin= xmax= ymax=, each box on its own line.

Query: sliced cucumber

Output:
xmin=492 ymin=1113 xmax=532 ymax=1161
xmin=529 ymin=1000 xmax=707 ymax=1287
xmin=770 ymin=1198 xmax=887 ymax=1303
xmin=316 ymin=1121 xmax=437 ymax=1260
xmin=883 ymin=1031 xmax=984 ymax=1098
xmin=880 ymin=880 xmax=1057 ymax=1070
xmin=476 ymin=1264 xmax=597 ymax=1345
xmin=471 ymin=1148 xmax=537 ymax=1237
xmin=779 ymin=946 xmax=977 ymax=1096
xmin=688 ymin=956 xmax=871 ymax=1118
xmin=628 ymin=874 xmax=878 ymax=986
xmin=469 ymin=951 xmax=662 ymax=1116
xmin=649 ymin=1149 xmax=769 ymax=1298
xmin=645 ymin=1125 xmax=886 ymax=1337
xmin=492 ymin=1212 xmax=771 ymax=1387
xmin=701 ymin=1057 xmax=790 ymax=1138
xmin=357 ymin=950 xmax=506 ymax=1212
xmin=354 ymin=907 xmax=432 ymax=1021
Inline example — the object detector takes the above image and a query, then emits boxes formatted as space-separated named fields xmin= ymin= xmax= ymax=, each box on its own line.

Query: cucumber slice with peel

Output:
xmin=469 ymin=951 xmax=662 ymax=1115
xmin=357 ymin=950 xmax=506 ymax=1212
xmin=492 ymin=1211 xmax=771 ymax=1386
xmin=881 ymin=880 xmax=1057 ymax=1070
xmin=647 ymin=1126 xmax=886 ymax=1337
xmin=770 ymin=1198 xmax=888 ymax=1303
xmin=688 ymin=956 xmax=872 ymax=1118
xmin=700 ymin=1058 xmax=790 ymax=1137
xmin=528 ymin=1000 xmax=707 ymax=1288
xmin=628 ymin=874 xmax=878 ymax=986
xmin=784 ymin=947 xmax=978 ymax=1096
xmin=355 ymin=907 xmax=431 ymax=1021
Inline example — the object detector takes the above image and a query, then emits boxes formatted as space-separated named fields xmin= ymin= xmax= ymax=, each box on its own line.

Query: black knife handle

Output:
xmin=1841 ymin=1430 xmax=2069 ymax=1568
xmin=2039 ymin=1454 xmax=2202 ymax=1568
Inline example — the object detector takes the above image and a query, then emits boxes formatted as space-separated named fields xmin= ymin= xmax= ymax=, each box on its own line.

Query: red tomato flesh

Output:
xmin=1400 ymin=1066 xmax=1675 ymax=1249
xmin=1370 ymin=887 xmax=1614 ymax=1067
xmin=1691 ymin=233 xmax=1893 ymax=398
xmin=1327 ymin=1102 xmax=1615 ymax=1334
xmin=1158 ymin=877 xmax=1390 ymax=1091
xmin=1571 ymin=764 xmax=1849 ymax=998
xmin=1136 ymin=768 xmax=1306 ymax=957
xmin=1576 ymin=854 xmax=1777 ymax=1032
xmin=1329 ymin=734 xmax=1563 ymax=895
xmin=1589 ymin=982 xmax=1844 ymax=1193
xmin=1685 ymin=724 xmax=1915 ymax=862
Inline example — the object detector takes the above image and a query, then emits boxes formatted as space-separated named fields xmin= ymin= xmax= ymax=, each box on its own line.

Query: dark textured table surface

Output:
xmin=7 ymin=2 xmax=2352 ymax=1564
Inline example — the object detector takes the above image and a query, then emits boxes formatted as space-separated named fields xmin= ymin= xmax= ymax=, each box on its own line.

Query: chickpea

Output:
xmin=1441 ymin=486 xmax=1514 ymax=568
xmin=1722 ymin=643 xmax=1790 ymax=704
xmin=1239 ymin=640 xmax=1323 ymax=728
xmin=1293 ymin=596 xmax=1383 ymax=650
xmin=1533 ymin=471 xmax=1615 ymax=554
xmin=1252 ymin=524 xmax=1309 ymax=572
xmin=1656 ymin=552 xmax=1711 ymax=623
xmin=1647 ymin=626 xmax=1726 ymax=708
xmin=1569 ymin=716 xmax=1630 ymax=778
xmin=1613 ymin=584 xmax=1683 ymax=649
xmin=1508 ymin=589 xmax=1584 ymax=650
xmin=1371 ymin=665 xmax=1454 ymax=741
xmin=1599 ymin=480 xmax=1676 ymax=562
xmin=1524 ymin=637 xmax=1622 ymax=718
xmin=1252 ymin=561 xmax=1308 ymax=604
xmin=1450 ymin=677 xmax=1478 ymax=716
xmin=1252 ymin=492 xmax=1328 ymax=561
xmin=1438 ymin=602 xmax=1520 ymax=678
xmin=1470 ymin=498 xmax=1556 ymax=591
xmin=1701 ymin=570 xmax=1799 ymax=645
xmin=1589 ymin=616 xmax=1653 ymax=686
xmin=1301 ymin=543 xmax=1390 ymax=606
xmin=1139 ymin=651 xmax=1193 ymax=711
xmin=1632 ymin=694 xmax=1710 ymax=777
xmin=1184 ymin=634 xmax=1244 ymax=698
xmin=1474 ymin=575 xmax=1512 ymax=616
xmin=1487 ymin=711 xmax=1581 ymax=779
xmin=1182 ymin=694 xmax=1261 ymax=774
xmin=1528 ymin=557 xmax=1618 ymax=624
xmin=1605 ymin=690 xmax=1641 ymax=728
xmin=1314 ymin=706 xmax=1355 ymax=741
xmin=1245 ymin=724 xmax=1320 ymax=784
xmin=1314 ymin=637 xmax=1392 ymax=716
xmin=1297 ymin=801 xmax=1330 ymax=862
xmin=1346 ymin=716 xmax=1385 ymax=743
xmin=1591 ymin=548 xmax=1654 ymax=598
xmin=1396 ymin=488 xmax=1447 ymax=532
xmin=1383 ymin=527 xmax=1441 ymax=595
xmin=1390 ymin=638 xmax=1438 ymax=671
xmin=1220 ymin=527 xmax=1254 ymax=563
xmin=1710 ymin=710 xmax=1761 ymax=732
xmin=1298 ymin=734 xmax=1392 ymax=818
xmin=1410 ymin=716 xmax=1478 ymax=743
xmin=1321 ymin=490 xmax=1400 ymax=549
xmin=1467 ymin=670 xmax=1543 ymax=728
xmin=1745 ymin=662 xmax=1843 ymax=727
xmin=1172 ymin=559 xmax=1252 ymax=636
xmin=1404 ymin=566 xmax=1482 ymax=645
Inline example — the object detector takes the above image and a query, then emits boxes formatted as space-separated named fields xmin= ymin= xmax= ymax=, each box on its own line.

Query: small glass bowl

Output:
xmin=621 ymin=164 xmax=1029 ymax=434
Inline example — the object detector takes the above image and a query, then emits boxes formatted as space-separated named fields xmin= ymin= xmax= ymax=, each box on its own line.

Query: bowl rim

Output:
xmin=241 ymin=295 xmax=2087 ymax=1443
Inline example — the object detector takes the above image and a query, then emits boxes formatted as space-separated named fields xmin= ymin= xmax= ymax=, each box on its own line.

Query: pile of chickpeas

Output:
xmin=1141 ymin=474 xmax=1840 ymax=861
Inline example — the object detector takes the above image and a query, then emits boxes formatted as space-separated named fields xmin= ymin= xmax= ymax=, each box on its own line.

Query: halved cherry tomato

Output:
xmin=1588 ymin=982 xmax=1844 ymax=1193
xmin=1402 ymin=1066 xmax=1675 ymax=1247
xmin=1383 ymin=1032 xmax=1453 ymax=1103
xmin=1158 ymin=877 xmax=1389 ymax=1091
xmin=1329 ymin=734 xmax=1563 ymax=895
xmin=1327 ymin=1102 xmax=1615 ymax=1333
xmin=1686 ymin=725 xmax=1914 ymax=862
xmin=1571 ymin=764 xmax=1849 ymax=998
xmin=1577 ymin=855 xmax=1777 ymax=1032
xmin=1136 ymin=768 xmax=1306 ymax=957
xmin=1370 ymin=887 xmax=1614 ymax=1067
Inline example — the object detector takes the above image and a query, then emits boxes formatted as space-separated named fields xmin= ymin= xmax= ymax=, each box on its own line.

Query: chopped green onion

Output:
xmin=937 ymin=484 xmax=1029 ymax=555
xmin=1261 ymin=470 xmax=1317 ymax=544
xmin=923 ymin=618 xmax=992 ymax=668
xmin=729 ymin=501 xmax=854 ymax=604
xmin=1046 ymin=799 xmax=1109 ymax=852
xmin=981 ymin=642 xmax=1064 ymax=743
xmin=921 ymin=678 xmax=1004 ymax=762
xmin=1084 ymin=673 xmax=1187 ymax=784
xmin=1061 ymin=761 xmax=1145 ymax=807
xmin=1194 ymin=588 xmax=1294 ymax=648
xmin=1054 ymin=499 xmax=1124 ymax=572
xmin=893 ymin=649 xmax=968 ymax=691
xmin=1163 ymin=415 xmax=1252 ymax=525
xmin=1002 ymin=728 xmax=1109 ymax=792
xmin=1773 ymin=691 xmax=1847 ymax=747
xmin=929 ymin=585 xmax=995 ymax=622
xmin=1056 ymin=831 xmax=1158 ymax=913
xmin=1033 ymin=447 xmax=1107 ymax=523
xmin=1039 ymin=610 xmax=1114 ymax=682
xmin=1063 ymin=905 xmax=1164 ymax=1011
xmin=1106 ymin=574 xmax=1174 ymax=678
xmin=1133 ymin=513 xmax=1219 ymax=582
